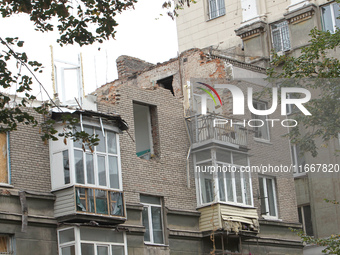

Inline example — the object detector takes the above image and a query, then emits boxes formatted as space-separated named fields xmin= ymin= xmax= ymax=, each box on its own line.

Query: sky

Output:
xmin=0 ymin=0 xmax=179 ymax=103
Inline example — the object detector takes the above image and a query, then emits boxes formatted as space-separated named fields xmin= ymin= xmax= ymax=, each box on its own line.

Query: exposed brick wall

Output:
xmin=116 ymin=55 xmax=155 ymax=79
xmin=9 ymin=109 xmax=51 ymax=193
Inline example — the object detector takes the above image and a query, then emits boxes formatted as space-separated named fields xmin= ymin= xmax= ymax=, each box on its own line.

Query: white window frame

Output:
xmin=195 ymin=149 xmax=253 ymax=208
xmin=141 ymin=197 xmax=164 ymax=245
xmin=57 ymin=227 xmax=128 ymax=255
xmin=291 ymin=144 xmax=306 ymax=177
xmin=251 ymin=101 xmax=270 ymax=141
xmin=208 ymin=0 xmax=226 ymax=20
xmin=0 ymin=234 xmax=14 ymax=255
xmin=259 ymin=176 xmax=278 ymax=219
xmin=321 ymin=2 xmax=340 ymax=34
xmin=271 ymin=20 xmax=291 ymax=53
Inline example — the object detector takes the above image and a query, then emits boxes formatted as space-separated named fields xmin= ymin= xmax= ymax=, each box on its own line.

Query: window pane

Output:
xmin=76 ymin=188 xmax=86 ymax=212
xmin=87 ymin=188 xmax=95 ymax=213
xmin=59 ymin=229 xmax=75 ymax=244
xmin=97 ymin=245 xmax=109 ymax=255
xmin=0 ymin=236 xmax=9 ymax=253
xmin=95 ymin=127 xmax=106 ymax=152
xmin=97 ymin=155 xmax=106 ymax=186
xmin=142 ymin=207 xmax=150 ymax=242
xmin=151 ymin=206 xmax=164 ymax=244
xmin=61 ymin=246 xmax=75 ymax=255
xmin=266 ymin=178 xmax=277 ymax=216
xmin=218 ymin=0 xmax=225 ymax=15
xmin=80 ymin=227 xmax=124 ymax=243
xmin=225 ymin=170 xmax=234 ymax=202
xmin=110 ymin=192 xmax=124 ymax=216
xmin=109 ymin=156 xmax=119 ymax=189
xmin=304 ymin=205 xmax=314 ymax=236
xmin=298 ymin=207 xmax=303 ymax=224
xmin=218 ymin=169 xmax=226 ymax=202
xmin=200 ymin=171 xmax=214 ymax=203
xmin=73 ymin=125 xmax=83 ymax=148
xmin=95 ymin=189 xmax=108 ymax=214
xmin=140 ymin=195 xmax=161 ymax=205
xmin=259 ymin=178 xmax=266 ymax=215
xmin=243 ymin=172 xmax=252 ymax=205
xmin=63 ymin=150 xmax=70 ymax=184
xmin=322 ymin=5 xmax=334 ymax=32
xmin=84 ymin=126 xmax=93 ymax=151
xmin=252 ymin=102 xmax=269 ymax=140
xmin=74 ymin=150 xmax=84 ymax=184
xmin=86 ymin=154 xmax=95 ymax=184
xmin=195 ymin=150 xmax=211 ymax=162
xmin=107 ymin=131 xmax=117 ymax=154
xmin=216 ymin=149 xmax=231 ymax=163
xmin=81 ymin=243 xmax=95 ymax=255
xmin=232 ymin=152 xmax=248 ymax=166
xmin=209 ymin=0 xmax=217 ymax=18
xmin=111 ymin=246 xmax=125 ymax=255
xmin=234 ymin=170 xmax=243 ymax=203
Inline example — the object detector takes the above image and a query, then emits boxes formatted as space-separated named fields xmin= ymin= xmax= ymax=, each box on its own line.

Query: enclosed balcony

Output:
xmin=54 ymin=186 xmax=126 ymax=224
xmin=185 ymin=114 xmax=248 ymax=149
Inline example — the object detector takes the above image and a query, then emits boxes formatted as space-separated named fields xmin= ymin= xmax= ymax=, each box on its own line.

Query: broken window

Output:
xmin=0 ymin=235 xmax=13 ymax=254
xmin=133 ymin=102 xmax=160 ymax=159
xmin=259 ymin=176 xmax=278 ymax=218
xmin=157 ymin=76 xmax=174 ymax=96
xmin=0 ymin=133 xmax=9 ymax=185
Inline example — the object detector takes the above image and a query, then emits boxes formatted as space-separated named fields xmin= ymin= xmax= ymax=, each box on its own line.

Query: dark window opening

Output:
xmin=298 ymin=205 xmax=313 ymax=236
xmin=157 ymin=76 xmax=174 ymax=96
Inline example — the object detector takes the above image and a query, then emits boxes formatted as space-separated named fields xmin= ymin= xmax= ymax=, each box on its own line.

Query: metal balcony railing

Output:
xmin=185 ymin=114 xmax=247 ymax=147
xmin=75 ymin=186 xmax=125 ymax=218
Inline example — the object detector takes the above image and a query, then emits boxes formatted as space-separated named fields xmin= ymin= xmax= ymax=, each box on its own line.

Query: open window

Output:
xmin=259 ymin=176 xmax=278 ymax=218
xmin=133 ymin=102 xmax=160 ymax=159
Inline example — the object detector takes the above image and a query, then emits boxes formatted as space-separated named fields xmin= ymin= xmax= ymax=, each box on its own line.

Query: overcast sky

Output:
xmin=0 ymin=0 xmax=179 ymax=102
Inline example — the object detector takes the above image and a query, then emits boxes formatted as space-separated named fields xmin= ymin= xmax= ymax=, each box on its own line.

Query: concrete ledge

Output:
xmin=259 ymin=219 xmax=302 ymax=228
xmin=0 ymin=211 xmax=57 ymax=225
xmin=166 ymin=208 xmax=201 ymax=217
xmin=168 ymin=228 xmax=203 ymax=239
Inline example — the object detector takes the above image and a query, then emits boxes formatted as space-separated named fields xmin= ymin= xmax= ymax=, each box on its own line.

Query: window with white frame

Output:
xmin=58 ymin=227 xmax=126 ymax=255
xmin=321 ymin=2 xmax=340 ymax=33
xmin=141 ymin=195 xmax=164 ymax=244
xmin=0 ymin=234 xmax=13 ymax=255
xmin=298 ymin=205 xmax=313 ymax=236
xmin=271 ymin=20 xmax=291 ymax=52
xmin=195 ymin=148 xmax=253 ymax=207
xmin=251 ymin=102 xmax=270 ymax=141
xmin=0 ymin=133 xmax=9 ymax=185
xmin=291 ymin=144 xmax=306 ymax=176
xmin=259 ymin=176 xmax=278 ymax=218
xmin=208 ymin=0 xmax=226 ymax=19
xmin=50 ymin=119 xmax=122 ymax=191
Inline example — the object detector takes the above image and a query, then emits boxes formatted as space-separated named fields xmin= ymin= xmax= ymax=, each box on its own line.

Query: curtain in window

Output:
xmin=111 ymin=192 xmax=123 ymax=216
xmin=0 ymin=236 xmax=8 ymax=253
xmin=209 ymin=0 xmax=218 ymax=18
xmin=217 ymin=0 xmax=226 ymax=15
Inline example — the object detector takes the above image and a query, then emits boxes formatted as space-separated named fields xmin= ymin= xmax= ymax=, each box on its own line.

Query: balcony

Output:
xmin=185 ymin=114 xmax=248 ymax=149
xmin=54 ymin=185 xmax=126 ymax=224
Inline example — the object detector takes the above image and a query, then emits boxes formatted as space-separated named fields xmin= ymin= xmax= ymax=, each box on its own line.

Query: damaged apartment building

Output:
xmin=0 ymin=48 xmax=303 ymax=254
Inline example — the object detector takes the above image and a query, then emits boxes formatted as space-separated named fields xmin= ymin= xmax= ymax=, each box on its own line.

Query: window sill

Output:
xmin=261 ymin=215 xmax=281 ymax=221
xmin=0 ymin=183 xmax=13 ymax=188
xmin=207 ymin=13 xmax=226 ymax=22
xmin=197 ymin=201 xmax=255 ymax=210
xmin=294 ymin=172 xmax=307 ymax=178
xmin=144 ymin=242 xmax=169 ymax=247
xmin=253 ymin=138 xmax=272 ymax=144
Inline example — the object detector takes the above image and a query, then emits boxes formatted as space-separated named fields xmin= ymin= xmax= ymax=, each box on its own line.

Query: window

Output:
xmin=141 ymin=195 xmax=164 ymax=244
xmin=58 ymin=227 xmax=126 ymax=255
xmin=291 ymin=144 xmax=306 ymax=176
xmin=195 ymin=149 xmax=253 ymax=206
xmin=73 ymin=126 xmax=120 ymax=189
xmin=298 ymin=205 xmax=313 ymax=236
xmin=286 ymin=93 xmax=299 ymax=115
xmin=321 ymin=2 xmax=340 ymax=33
xmin=0 ymin=235 xmax=13 ymax=255
xmin=0 ymin=133 xmax=9 ymax=185
xmin=208 ymin=0 xmax=226 ymax=19
xmin=251 ymin=102 xmax=270 ymax=140
xmin=259 ymin=176 xmax=278 ymax=218
xmin=133 ymin=102 xmax=159 ymax=160
xmin=271 ymin=20 xmax=291 ymax=52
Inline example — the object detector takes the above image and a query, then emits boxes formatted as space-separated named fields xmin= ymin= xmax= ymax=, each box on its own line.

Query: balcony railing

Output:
xmin=75 ymin=186 xmax=125 ymax=218
xmin=185 ymin=114 xmax=247 ymax=147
